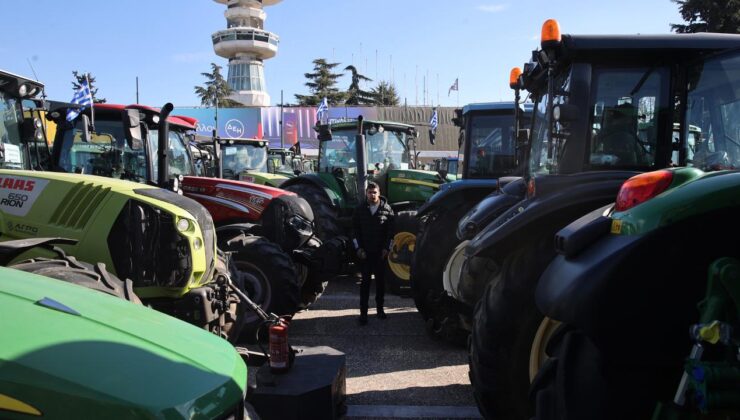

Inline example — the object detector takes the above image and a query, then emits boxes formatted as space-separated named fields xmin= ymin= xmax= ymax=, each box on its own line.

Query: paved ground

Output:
xmin=277 ymin=275 xmax=482 ymax=419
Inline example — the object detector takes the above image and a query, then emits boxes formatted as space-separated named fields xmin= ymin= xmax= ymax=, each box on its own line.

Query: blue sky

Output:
xmin=2 ymin=1 xmax=683 ymax=108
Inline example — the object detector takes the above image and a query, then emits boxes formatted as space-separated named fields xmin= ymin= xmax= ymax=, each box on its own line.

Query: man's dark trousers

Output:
xmin=360 ymin=251 xmax=385 ymax=315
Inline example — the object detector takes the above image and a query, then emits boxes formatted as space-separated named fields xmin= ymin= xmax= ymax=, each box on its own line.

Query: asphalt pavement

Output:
xmin=285 ymin=275 xmax=482 ymax=420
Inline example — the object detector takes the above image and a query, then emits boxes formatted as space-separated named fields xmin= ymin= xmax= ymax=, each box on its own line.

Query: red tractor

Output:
xmin=48 ymin=102 xmax=337 ymax=341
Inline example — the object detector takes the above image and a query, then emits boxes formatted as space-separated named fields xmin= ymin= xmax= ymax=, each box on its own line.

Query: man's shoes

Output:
xmin=377 ymin=308 xmax=387 ymax=320
xmin=358 ymin=314 xmax=368 ymax=326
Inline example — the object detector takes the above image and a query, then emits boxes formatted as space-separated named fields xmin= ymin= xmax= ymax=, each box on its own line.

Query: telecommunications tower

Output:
xmin=211 ymin=0 xmax=282 ymax=106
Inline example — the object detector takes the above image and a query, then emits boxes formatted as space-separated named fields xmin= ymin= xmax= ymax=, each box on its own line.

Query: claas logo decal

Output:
xmin=0 ymin=177 xmax=36 ymax=192
xmin=0 ymin=176 xmax=48 ymax=217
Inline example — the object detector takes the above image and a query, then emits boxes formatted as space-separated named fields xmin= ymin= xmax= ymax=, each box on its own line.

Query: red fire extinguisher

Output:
xmin=269 ymin=319 xmax=290 ymax=373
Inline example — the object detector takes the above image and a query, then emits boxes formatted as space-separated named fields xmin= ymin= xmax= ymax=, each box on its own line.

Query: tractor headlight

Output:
xmin=193 ymin=237 xmax=203 ymax=250
xmin=176 ymin=218 xmax=191 ymax=232
xmin=288 ymin=214 xmax=313 ymax=236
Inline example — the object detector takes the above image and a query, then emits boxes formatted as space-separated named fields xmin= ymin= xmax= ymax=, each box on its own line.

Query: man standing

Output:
xmin=352 ymin=181 xmax=394 ymax=326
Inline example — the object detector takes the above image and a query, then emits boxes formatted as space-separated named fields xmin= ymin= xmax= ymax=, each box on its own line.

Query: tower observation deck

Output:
xmin=212 ymin=0 xmax=282 ymax=106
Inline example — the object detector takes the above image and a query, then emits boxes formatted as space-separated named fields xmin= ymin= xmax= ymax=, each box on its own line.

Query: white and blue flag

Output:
xmin=66 ymin=79 xmax=93 ymax=122
xmin=316 ymin=97 xmax=329 ymax=124
xmin=429 ymin=108 xmax=438 ymax=145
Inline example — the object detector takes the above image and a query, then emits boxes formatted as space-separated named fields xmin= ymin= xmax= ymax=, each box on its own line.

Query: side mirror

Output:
xmin=315 ymin=123 xmax=333 ymax=141
xmin=122 ymin=109 xmax=144 ymax=149
xmin=79 ymin=114 xmax=92 ymax=143
xmin=517 ymin=128 xmax=530 ymax=144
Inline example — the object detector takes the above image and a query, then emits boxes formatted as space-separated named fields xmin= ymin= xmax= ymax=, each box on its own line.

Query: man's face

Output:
xmin=366 ymin=187 xmax=380 ymax=204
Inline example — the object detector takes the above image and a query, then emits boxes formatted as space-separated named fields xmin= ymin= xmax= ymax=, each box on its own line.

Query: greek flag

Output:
xmin=429 ymin=108 xmax=438 ymax=145
xmin=66 ymin=79 xmax=93 ymax=122
xmin=316 ymin=97 xmax=329 ymax=124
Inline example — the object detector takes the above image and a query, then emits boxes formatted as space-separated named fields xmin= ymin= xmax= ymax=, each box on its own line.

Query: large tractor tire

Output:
xmin=11 ymin=253 xmax=141 ymax=305
xmin=283 ymin=183 xmax=342 ymax=241
xmin=219 ymin=234 xmax=300 ymax=344
xmin=530 ymin=327 xmax=609 ymax=420
xmin=410 ymin=205 xmax=471 ymax=344
xmin=468 ymin=237 xmax=555 ymax=420
xmin=387 ymin=211 xmax=420 ymax=297
xmin=296 ymin=237 xmax=329 ymax=309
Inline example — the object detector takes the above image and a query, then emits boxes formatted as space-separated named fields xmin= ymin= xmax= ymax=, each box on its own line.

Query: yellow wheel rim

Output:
xmin=529 ymin=317 xmax=562 ymax=382
xmin=388 ymin=231 xmax=416 ymax=280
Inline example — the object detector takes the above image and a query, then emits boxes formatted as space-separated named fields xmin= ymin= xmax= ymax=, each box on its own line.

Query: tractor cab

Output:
xmin=457 ymin=102 xmax=533 ymax=180
xmin=317 ymin=119 xmax=440 ymax=209
xmin=268 ymin=146 xmax=309 ymax=177
xmin=0 ymin=70 xmax=49 ymax=171
xmin=213 ymin=137 xmax=288 ymax=187
xmin=51 ymin=104 xmax=197 ymax=186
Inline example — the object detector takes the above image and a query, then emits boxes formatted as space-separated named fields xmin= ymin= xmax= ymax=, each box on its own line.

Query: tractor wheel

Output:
xmin=529 ymin=317 xmax=562 ymax=382
xmin=529 ymin=327 xmax=608 ymax=420
xmin=297 ymin=237 xmax=329 ymax=309
xmin=410 ymin=205 xmax=471 ymax=344
xmin=283 ymin=183 xmax=342 ymax=241
xmin=387 ymin=211 xmax=419 ymax=296
xmin=11 ymin=255 xmax=141 ymax=304
xmin=468 ymin=237 xmax=555 ymax=420
xmin=220 ymin=234 xmax=300 ymax=343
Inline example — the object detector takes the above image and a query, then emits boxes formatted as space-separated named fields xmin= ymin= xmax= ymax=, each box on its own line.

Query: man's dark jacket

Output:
xmin=352 ymin=196 xmax=394 ymax=254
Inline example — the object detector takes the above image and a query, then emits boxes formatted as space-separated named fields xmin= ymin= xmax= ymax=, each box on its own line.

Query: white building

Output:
xmin=211 ymin=0 xmax=282 ymax=106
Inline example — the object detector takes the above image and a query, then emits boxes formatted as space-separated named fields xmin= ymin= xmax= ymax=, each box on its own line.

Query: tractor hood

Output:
xmin=182 ymin=175 xmax=298 ymax=223
xmin=0 ymin=267 xmax=246 ymax=418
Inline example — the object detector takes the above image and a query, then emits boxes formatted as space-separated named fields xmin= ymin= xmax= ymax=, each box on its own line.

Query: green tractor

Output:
xmin=0 ymin=264 xmax=251 ymax=419
xmin=463 ymin=22 xmax=740 ymax=420
xmin=281 ymin=118 xmax=446 ymax=239
xmin=213 ymin=137 xmax=289 ymax=187
xmin=0 ymin=69 xmax=255 ymax=343
xmin=531 ymin=47 xmax=740 ymax=419
xmin=268 ymin=146 xmax=312 ymax=178
xmin=280 ymin=118 xmax=448 ymax=289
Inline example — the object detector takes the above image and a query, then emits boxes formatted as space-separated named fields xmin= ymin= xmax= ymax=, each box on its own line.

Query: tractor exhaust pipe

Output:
xmin=157 ymin=103 xmax=174 ymax=188
xmin=355 ymin=115 xmax=367 ymax=195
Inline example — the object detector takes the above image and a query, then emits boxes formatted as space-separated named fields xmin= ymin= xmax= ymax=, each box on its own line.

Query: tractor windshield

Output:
xmin=684 ymin=50 xmax=740 ymax=170
xmin=221 ymin=143 xmax=267 ymax=179
xmin=467 ymin=113 xmax=517 ymax=178
xmin=56 ymin=118 xmax=148 ymax=181
xmin=0 ymin=91 xmax=27 ymax=169
xmin=148 ymin=129 xmax=196 ymax=179
xmin=529 ymin=65 xmax=667 ymax=176
xmin=366 ymin=128 xmax=408 ymax=170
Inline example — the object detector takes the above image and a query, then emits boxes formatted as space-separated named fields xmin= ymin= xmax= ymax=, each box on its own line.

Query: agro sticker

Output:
xmin=0 ymin=176 xmax=49 ymax=217
xmin=610 ymin=219 xmax=622 ymax=234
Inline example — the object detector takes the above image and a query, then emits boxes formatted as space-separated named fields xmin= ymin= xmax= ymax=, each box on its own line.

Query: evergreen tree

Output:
xmin=371 ymin=81 xmax=400 ymax=106
xmin=72 ymin=71 xmax=106 ymax=104
xmin=295 ymin=59 xmax=345 ymax=106
xmin=671 ymin=0 xmax=740 ymax=33
xmin=194 ymin=63 xmax=241 ymax=108
xmin=344 ymin=65 xmax=374 ymax=105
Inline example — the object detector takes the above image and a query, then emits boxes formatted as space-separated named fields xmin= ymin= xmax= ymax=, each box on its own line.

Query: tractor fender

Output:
xmin=535 ymin=208 xmax=740 ymax=362
xmin=455 ymin=177 xmax=526 ymax=241
xmin=416 ymin=179 xmax=500 ymax=218
xmin=280 ymin=174 xmax=344 ymax=210
xmin=466 ymin=172 xmax=635 ymax=260
xmin=0 ymin=237 xmax=78 ymax=266
xmin=452 ymin=175 xmax=629 ymax=308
